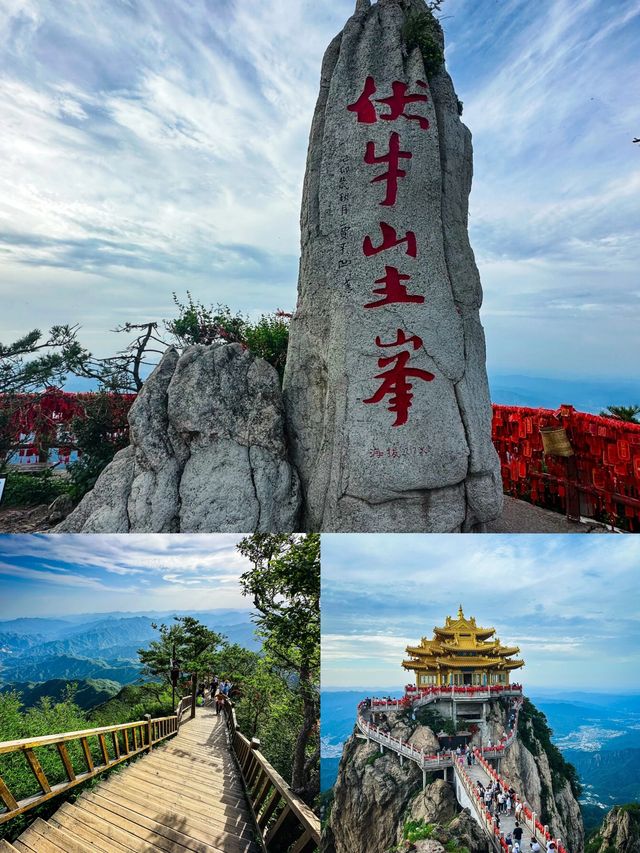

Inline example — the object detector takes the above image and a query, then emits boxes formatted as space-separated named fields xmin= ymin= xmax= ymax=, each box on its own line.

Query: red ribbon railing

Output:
xmin=492 ymin=404 xmax=640 ymax=530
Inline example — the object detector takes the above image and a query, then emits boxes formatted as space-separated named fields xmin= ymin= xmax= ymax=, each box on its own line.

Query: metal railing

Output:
xmin=356 ymin=691 xmax=523 ymax=771
xmin=0 ymin=705 xmax=187 ymax=825
xmin=223 ymin=698 xmax=320 ymax=853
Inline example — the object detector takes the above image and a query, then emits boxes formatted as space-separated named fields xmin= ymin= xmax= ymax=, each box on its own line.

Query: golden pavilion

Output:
xmin=402 ymin=606 xmax=524 ymax=688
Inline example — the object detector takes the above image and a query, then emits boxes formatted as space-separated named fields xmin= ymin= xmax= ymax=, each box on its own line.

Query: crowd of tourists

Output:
xmin=474 ymin=776 xmax=562 ymax=853
xmin=476 ymin=776 xmax=518 ymax=819
xmin=210 ymin=675 xmax=234 ymax=715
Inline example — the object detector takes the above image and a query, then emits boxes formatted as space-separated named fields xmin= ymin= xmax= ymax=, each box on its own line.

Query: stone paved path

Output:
xmin=486 ymin=496 xmax=617 ymax=533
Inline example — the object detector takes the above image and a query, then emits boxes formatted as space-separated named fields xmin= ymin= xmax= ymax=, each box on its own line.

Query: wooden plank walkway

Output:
xmin=3 ymin=707 xmax=260 ymax=853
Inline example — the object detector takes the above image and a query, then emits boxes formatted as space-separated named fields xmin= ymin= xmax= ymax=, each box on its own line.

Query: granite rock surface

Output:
xmin=284 ymin=0 xmax=502 ymax=531
xmin=57 ymin=345 xmax=301 ymax=533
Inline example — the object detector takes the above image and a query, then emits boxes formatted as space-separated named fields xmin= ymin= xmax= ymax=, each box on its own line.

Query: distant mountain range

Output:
xmin=0 ymin=678 xmax=121 ymax=710
xmin=488 ymin=372 xmax=640 ymax=414
xmin=0 ymin=609 xmax=260 ymax=704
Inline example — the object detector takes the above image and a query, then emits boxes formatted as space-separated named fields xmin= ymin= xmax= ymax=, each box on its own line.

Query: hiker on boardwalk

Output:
xmin=215 ymin=689 xmax=225 ymax=716
xmin=530 ymin=840 xmax=541 ymax=852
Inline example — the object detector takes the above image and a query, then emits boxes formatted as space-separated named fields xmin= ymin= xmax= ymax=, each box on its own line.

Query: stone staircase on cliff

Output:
xmin=356 ymin=687 xmax=568 ymax=853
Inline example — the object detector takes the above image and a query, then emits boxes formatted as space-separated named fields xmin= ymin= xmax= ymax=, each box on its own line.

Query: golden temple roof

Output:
xmin=402 ymin=606 xmax=524 ymax=673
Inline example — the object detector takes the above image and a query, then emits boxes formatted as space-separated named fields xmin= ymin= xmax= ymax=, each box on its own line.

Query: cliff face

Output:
xmin=324 ymin=698 xmax=585 ymax=853
xmin=587 ymin=805 xmax=640 ymax=853
xmin=487 ymin=699 xmax=584 ymax=853
xmin=324 ymin=716 xmax=489 ymax=853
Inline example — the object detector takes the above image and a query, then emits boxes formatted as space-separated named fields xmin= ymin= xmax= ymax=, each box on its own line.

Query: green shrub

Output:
xmin=415 ymin=705 xmax=456 ymax=736
xmin=1 ymin=470 xmax=71 ymax=507
xmin=165 ymin=293 xmax=290 ymax=381
xmin=403 ymin=11 xmax=444 ymax=77
xmin=403 ymin=819 xmax=435 ymax=842
xmin=364 ymin=751 xmax=382 ymax=767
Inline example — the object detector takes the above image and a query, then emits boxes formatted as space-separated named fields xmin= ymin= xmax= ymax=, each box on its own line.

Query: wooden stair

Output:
xmin=6 ymin=707 xmax=259 ymax=853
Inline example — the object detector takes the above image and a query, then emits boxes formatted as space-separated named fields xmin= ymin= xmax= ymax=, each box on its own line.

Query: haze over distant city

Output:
xmin=0 ymin=534 xmax=254 ymax=618
xmin=0 ymin=0 xmax=638 ymax=382
xmin=322 ymin=534 xmax=640 ymax=692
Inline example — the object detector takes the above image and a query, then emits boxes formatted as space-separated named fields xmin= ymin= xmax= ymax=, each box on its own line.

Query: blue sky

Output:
xmin=321 ymin=534 xmax=640 ymax=691
xmin=0 ymin=0 xmax=638 ymax=379
xmin=0 ymin=533 xmax=253 ymax=617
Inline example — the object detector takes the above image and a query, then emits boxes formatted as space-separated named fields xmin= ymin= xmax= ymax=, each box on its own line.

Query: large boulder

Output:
xmin=283 ymin=0 xmax=502 ymax=531
xmin=57 ymin=344 xmax=301 ymax=532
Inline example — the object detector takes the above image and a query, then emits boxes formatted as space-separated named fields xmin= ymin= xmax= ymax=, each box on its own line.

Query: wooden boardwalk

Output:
xmin=1 ymin=707 xmax=260 ymax=853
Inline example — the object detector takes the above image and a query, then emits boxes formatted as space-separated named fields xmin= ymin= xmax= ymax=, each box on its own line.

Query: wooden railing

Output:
xmin=223 ymin=698 xmax=320 ymax=853
xmin=0 ymin=709 xmax=183 ymax=825
xmin=176 ymin=694 xmax=193 ymax=727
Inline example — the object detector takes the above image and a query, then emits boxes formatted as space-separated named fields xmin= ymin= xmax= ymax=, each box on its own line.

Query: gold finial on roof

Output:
xmin=458 ymin=604 xmax=464 ymax=619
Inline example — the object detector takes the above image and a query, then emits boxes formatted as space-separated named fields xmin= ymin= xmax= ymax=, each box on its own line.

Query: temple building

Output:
xmin=402 ymin=606 xmax=524 ymax=688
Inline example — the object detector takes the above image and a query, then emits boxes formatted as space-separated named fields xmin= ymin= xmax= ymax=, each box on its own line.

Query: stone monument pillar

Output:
xmin=283 ymin=0 xmax=502 ymax=531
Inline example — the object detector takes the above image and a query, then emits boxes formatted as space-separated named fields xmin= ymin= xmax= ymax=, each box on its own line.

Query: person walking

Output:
xmin=515 ymin=800 xmax=523 ymax=823
xmin=513 ymin=823 xmax=524 ymax=846
xmin=530 ymin=841 xmax=541 ymax=853
xmin=215 ymin=689 xmax=225 ymax=716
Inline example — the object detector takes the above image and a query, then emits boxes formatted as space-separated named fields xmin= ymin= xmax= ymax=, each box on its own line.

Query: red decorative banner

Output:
xmin=492 ymin=404 xmax=640 ymax=531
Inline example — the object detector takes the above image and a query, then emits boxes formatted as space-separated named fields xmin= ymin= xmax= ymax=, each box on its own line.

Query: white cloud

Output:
xmin=0 ymin=0 xmax=636 ymax=380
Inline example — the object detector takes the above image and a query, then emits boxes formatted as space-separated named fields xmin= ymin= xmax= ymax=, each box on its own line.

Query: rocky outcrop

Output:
xmin=404 ymin=778 xmax=458 ymax=826
xmin=324 ymin=721 xmax=489 ymax=853
xmin=284 ymin=0 xmax=502 ymax=532
xmin=57 ymin=344 xmax=301 ymax=532
xmin=589 ymin=805 xmax=640 ymax=853
xmin=325 ymin=734 xmax=423 ymax=853
xmin=324 ymin=698 xmax=585 ymax=853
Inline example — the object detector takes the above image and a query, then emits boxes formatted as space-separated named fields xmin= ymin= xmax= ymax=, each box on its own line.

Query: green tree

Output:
xmin=237 ymin=534 xmax=320 ymax=803
xmin=137 ymin=616 xmax=226 ymax=691
xmin=67 ymin=393 xmax=131 ymax=499
xmin=0 ymin=326 xmax=86 ymax=395
xmin=599 ymin=405 xmax=640 ymax=423
xmin=211 ymin=642 xmax=260 ymax=685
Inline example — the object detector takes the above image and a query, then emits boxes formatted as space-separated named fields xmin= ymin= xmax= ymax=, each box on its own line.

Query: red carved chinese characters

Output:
xmin=363 ymin=330 xmax=435 ymax=427
xmin=362 ymin=222 xmax=417 ymax=258
xmin=347 ymin=75 xmax=377 ymax=124
xmin=377 ymin=81 xmax=429 ymax=130
xmin=364 ymin=132 xmax=412 ymax=207
xmin=364 ymin=265 xmax=424 ymax=308
xmin=347 ymin=77 xmax=429 ymax=130
xmin=345 ymin=75 xmax=435 ymax=426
